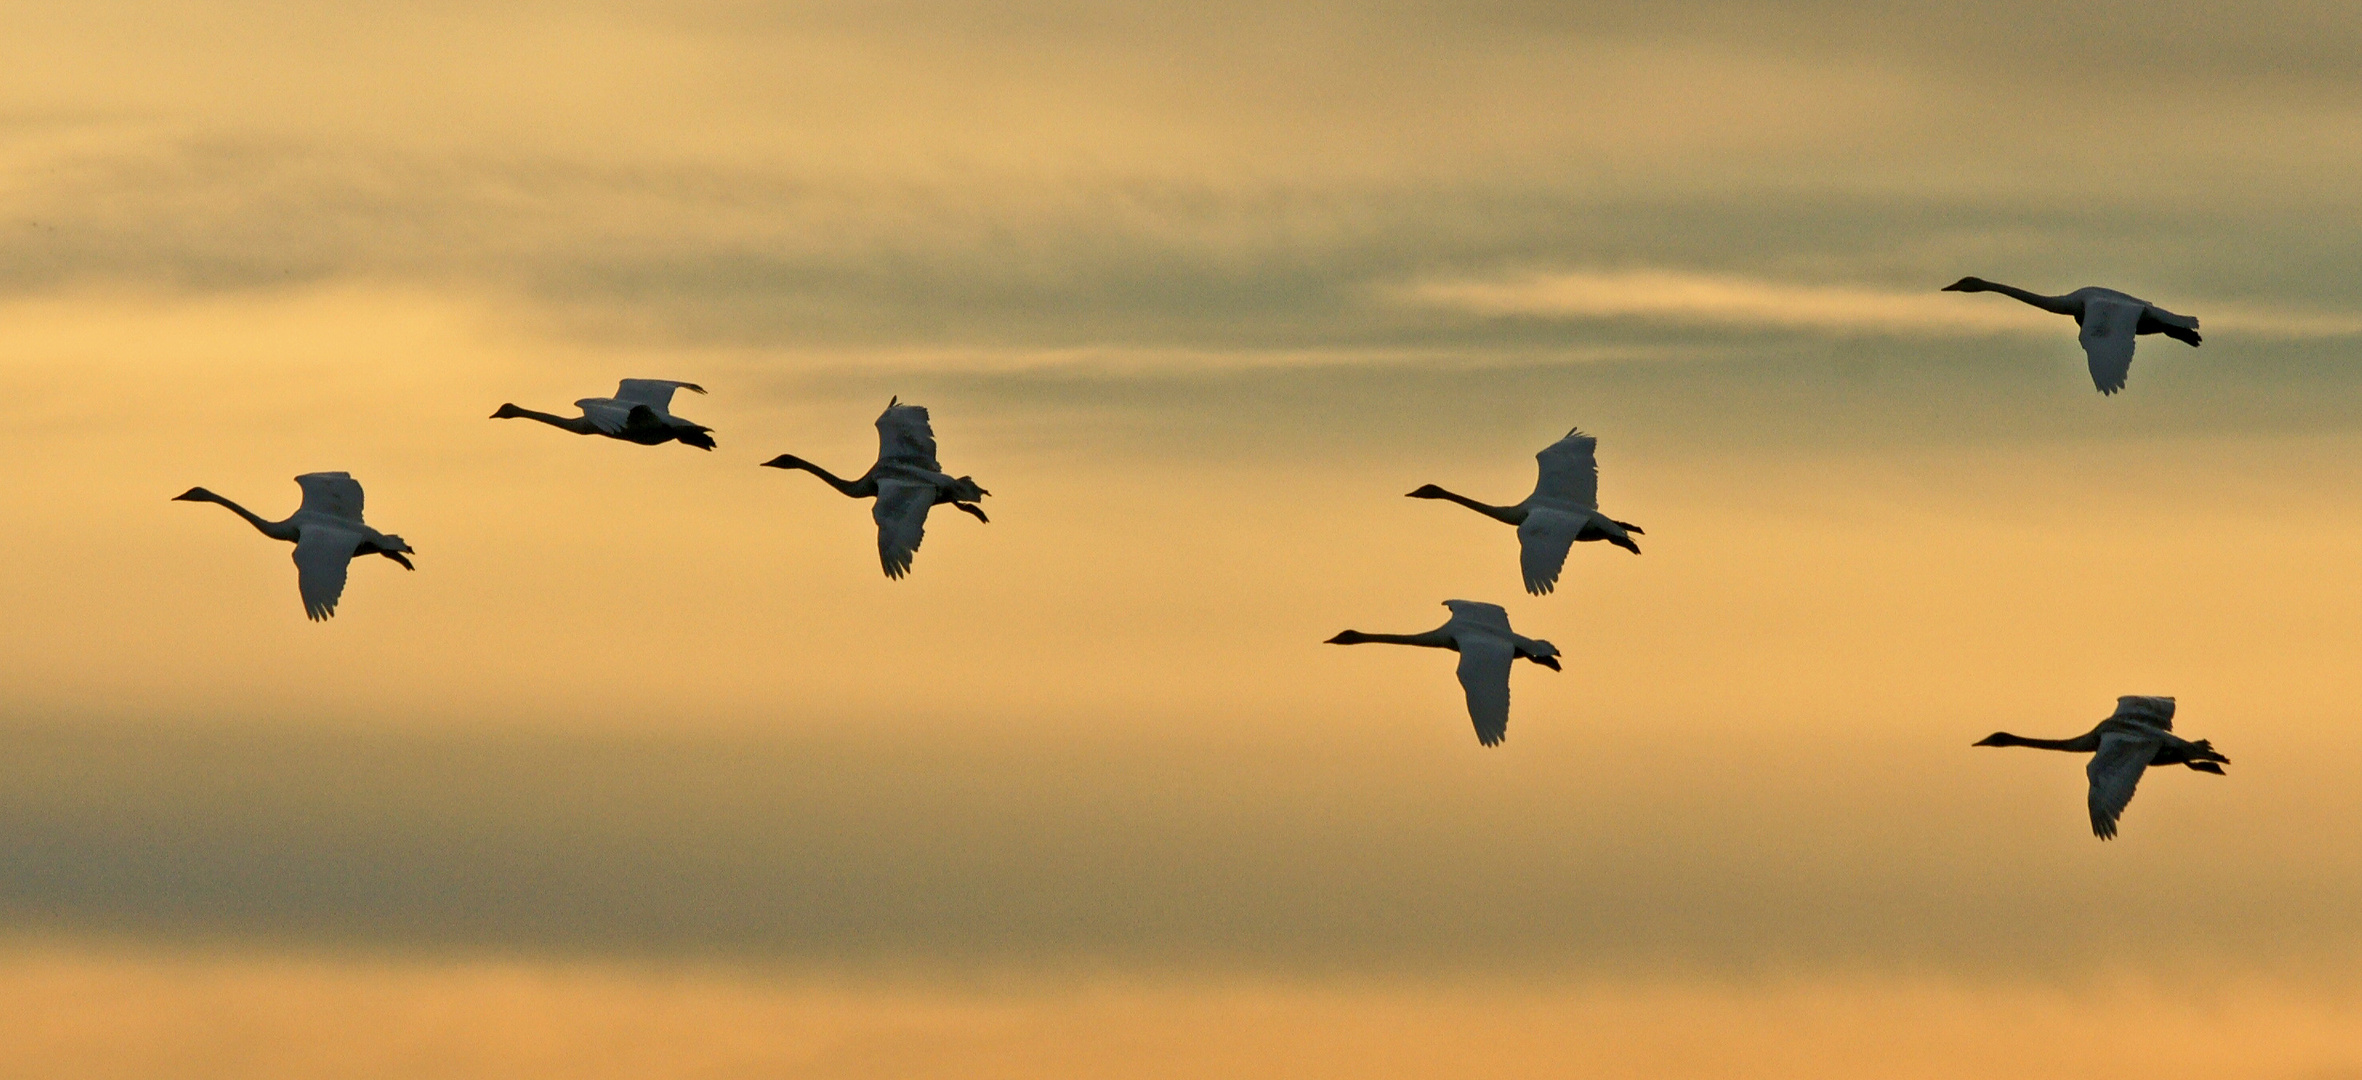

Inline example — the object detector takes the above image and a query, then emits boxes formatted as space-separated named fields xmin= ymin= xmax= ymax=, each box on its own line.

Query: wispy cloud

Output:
xmin=1400 ymin=269 xmax=2362 ymax=340
xmin=8 ymin=717 xmax=2362 ymax=975
xmin=1397 ymin=269 xmax=2016 ymax=334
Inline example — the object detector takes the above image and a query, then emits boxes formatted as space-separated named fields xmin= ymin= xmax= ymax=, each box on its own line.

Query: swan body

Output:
xmin=1326 ymin=600 xmax=1561 ymax=746
xmin=1407 ymin=428 xmax=1642 ymax=596
xmin=1942 ymin=277 xmax=2201 ymax=395
xmin=492 ymin=379 xmax=715 ymax=449
xmin=761 ymin=398 xmax=991 ymax=579
xmin=172 ymin=472 xmax=415 ymax=621
xmin=1973 ymin=695 xmax=2228 ymax=839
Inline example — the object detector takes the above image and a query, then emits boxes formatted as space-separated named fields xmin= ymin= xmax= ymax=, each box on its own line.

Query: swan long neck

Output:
xmin=769 ymin=456 xmax=876 ymax=498
xmin=187 ymin=491 xmax=296 ymax=541
xmin=1981 ymin=281 xmax=2078 ymax=315
xmin=1331 ymin=629 xmax=1455 ymax=649
xmin=496 ymin=406 xmax=598 ymax=434
xmin=1412 ymin=486 xmax=1523 ymax=525
xmin=1981 ymin=731 xmax=2101 ymax=752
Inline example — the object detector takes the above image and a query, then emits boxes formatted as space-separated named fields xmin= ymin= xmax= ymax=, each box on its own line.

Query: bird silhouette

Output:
xmin=1326 ymin=600 xmax=1561 ymax=746
xmin=492 ymin=379 xmax=716 ymax=449
xmin=172 ymin=473 xmax=415 ymax=621
xmin=1942 ymin=277 xmax=2200 ymax=395
xmin=1973 ymin=695 xmax=2228 ymax=839
xmin=1407 ymin=429 xmax=1642 ymax=596
xmin=761 ymin=398 xmax=990 ymax=579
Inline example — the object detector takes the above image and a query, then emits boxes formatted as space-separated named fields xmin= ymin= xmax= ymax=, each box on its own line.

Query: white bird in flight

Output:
xmin=1941 ymin=277 xmax=2202 ymax=395
xmin=1973 ymin=695 xmax=2229 ymax=839
xmin=1325 ymin=600 xmax=1561 ymax=746
xmin=492 ymin=379 xmax=716 ymax=449
xmin=172 ymin=472 xmax=415 ymax=621
xmin=1407 ymin=429 xmax=1642 ymax=596
xmin=761 ymin=398 xmax=991 ymax=579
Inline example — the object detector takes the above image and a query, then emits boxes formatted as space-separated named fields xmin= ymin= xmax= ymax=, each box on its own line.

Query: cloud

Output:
xmin=1398 ymin=270 xmax=2362 ymax=340
xmin=6 ymin=715 xmax=2362 ymax=978
xmin=1397 ymin=270 xmax=2035 ymax=335
xmin=3 ymin=0 xmax=2360 ymax=362
xmin=14 ymin=134 xmax=2356 ymax=365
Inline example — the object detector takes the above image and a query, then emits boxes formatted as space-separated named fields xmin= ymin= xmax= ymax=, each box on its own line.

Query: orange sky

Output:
xmin=4 ymin=2 xmax=2361 ymax=1077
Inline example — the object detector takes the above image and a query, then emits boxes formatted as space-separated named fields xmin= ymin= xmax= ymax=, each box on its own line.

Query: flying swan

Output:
xmin=172 ymin=472 xmax=415 ymax=621
xmin=1942 ymin=277 xmax=2201 ymax=395
xmin=1326 ymin=600 xmax=1560 ymax=746
xmin=1973 ymin=695 xmax=2229 ymax=839
xmin=760 ymin=398 xmax=990 ymax=579
xmin=492 ymin=379 xmax=716 ymax=449
xmin=1407 ymin=428 xmax=1642 ymax=596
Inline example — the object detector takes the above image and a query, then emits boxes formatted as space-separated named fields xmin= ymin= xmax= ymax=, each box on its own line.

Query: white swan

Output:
xmin=760 ymin=398 xmax=990 ymax=579
xmin=492 ymin=379 xmax=716 ymax=449
xmin=172 ymin=473 xmax=415 ymax=621
xmin=1407 ymin=429 xmax=1642 ymax=596
xmin=1325 ymin=600 xmax=1561 ymax=746
xmin=1973 ymin=695 xmax=2229 ymax=839
xmin=1942 ymin=277 xmax=2202 ymax=395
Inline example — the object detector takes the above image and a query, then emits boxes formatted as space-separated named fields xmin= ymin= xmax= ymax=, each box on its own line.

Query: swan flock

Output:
xmin=169 ymin=267 xmax=2235 ymax=840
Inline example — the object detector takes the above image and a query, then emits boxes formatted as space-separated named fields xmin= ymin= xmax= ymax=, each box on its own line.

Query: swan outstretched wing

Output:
xmin=574 ymin=397 xmax=647 ymax=434
xmin=1516 ymin=509 xmax=1583 ymax=596
xmin=1454 ymin=633 xmax=1516 ymax=746
xmin=2086 ymin=729 xmax=2161 ymax=839
xmin=875 ymin=400 xmax=942 ymax=471
xmin=2080 ymin=295 xmax=2143 ymax=395
xmin=1530 ymin=430 xmax=1600 ymax=508
xmin=292 ymin=525 xmax=363 ymax=621
xmin=873 ymin=477 xmax=934 ymax=579
xmin=1442 ymin=599 xmax=1515 ymax=635
xmin=2110 ymin=695 xmax=2176 ymax=731
xmin=614 ymin=379 xmax=706 ymax=417
xmin=294 ymin=472 xmax=365 ymax=523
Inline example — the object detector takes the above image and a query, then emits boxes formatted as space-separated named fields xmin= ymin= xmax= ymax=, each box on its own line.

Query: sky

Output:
xmin=5 ymin=2 xmax=2362 ymax=1077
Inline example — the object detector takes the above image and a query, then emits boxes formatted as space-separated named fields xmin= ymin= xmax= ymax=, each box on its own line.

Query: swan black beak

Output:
xmin=1533 ymin=655 xmax=1562 ymax=671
